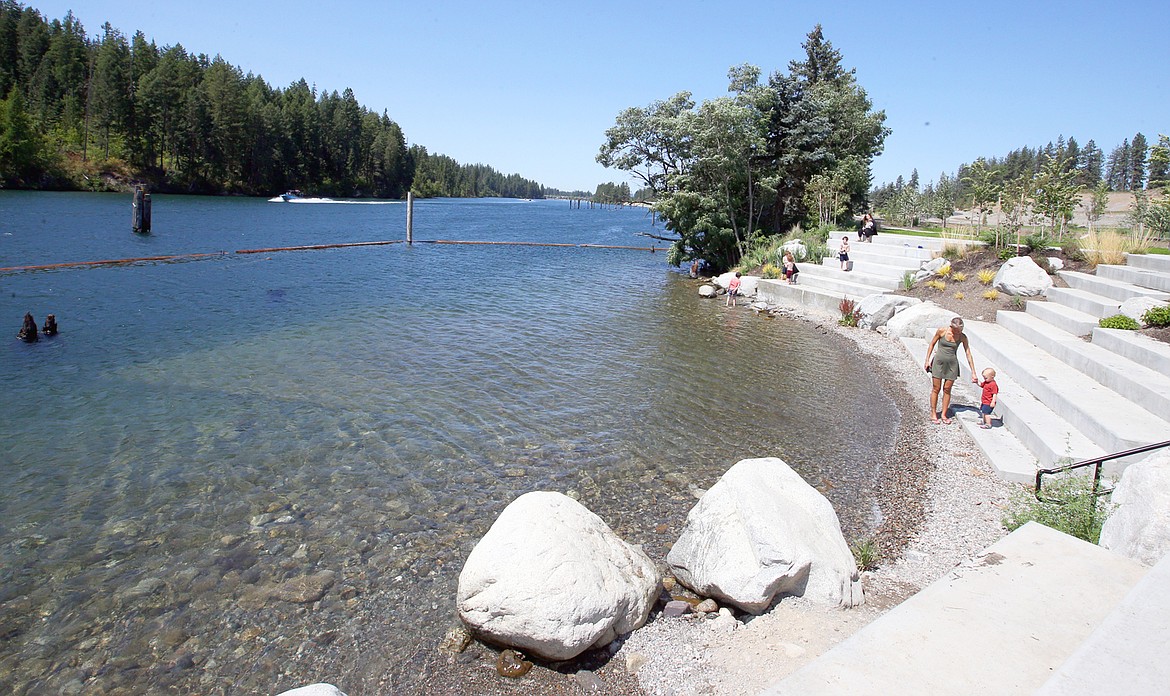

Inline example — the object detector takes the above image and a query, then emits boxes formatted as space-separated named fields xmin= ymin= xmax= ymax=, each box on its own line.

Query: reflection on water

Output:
xmin=0 ymin=194 xmax=896 ymax=694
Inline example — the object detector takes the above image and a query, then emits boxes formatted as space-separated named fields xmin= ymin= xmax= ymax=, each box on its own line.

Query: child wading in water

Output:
xmin=979 ymin=368 xmax=998 ymax=429
xmin=726 ymin=272 xmax=742 ymax=307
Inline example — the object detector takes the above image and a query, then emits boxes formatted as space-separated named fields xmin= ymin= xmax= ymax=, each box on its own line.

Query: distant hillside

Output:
xmin=0 ymin=2 xmax=544 ymax=198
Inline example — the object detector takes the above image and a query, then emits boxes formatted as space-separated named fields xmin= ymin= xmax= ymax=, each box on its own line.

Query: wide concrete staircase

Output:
xmin=757 ymin=234 xmax=1170 ymax=483
xmin=903 ymin=251 xmax=1170 ymax=482
xmin=762 ymin=523 xmax=1170 ymax=696
xmin=757 ymin=231 xmax=948 ymax=314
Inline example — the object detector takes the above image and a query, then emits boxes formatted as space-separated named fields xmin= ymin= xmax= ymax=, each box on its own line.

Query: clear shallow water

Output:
xmin=0 ymin=192 xmax=897 ymax=694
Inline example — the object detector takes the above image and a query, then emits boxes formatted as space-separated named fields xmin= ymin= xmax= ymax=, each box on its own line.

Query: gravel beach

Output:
xmin=415 ymin=301 xmax=1015 ymax=696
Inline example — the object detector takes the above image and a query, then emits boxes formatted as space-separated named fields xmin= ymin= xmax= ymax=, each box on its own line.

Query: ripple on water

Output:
xmin=0 ymin=197 xmax=898 ymax=694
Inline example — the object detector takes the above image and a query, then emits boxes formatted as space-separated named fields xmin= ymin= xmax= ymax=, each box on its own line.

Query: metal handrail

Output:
xmin=1034 ymin=439 xmax=1170 ymax=503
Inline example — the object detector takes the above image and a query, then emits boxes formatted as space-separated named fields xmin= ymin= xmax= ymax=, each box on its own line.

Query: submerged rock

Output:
xmin=496 ymin=649 xmax=532 ymax=678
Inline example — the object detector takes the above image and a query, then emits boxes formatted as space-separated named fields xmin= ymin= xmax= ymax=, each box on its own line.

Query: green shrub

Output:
xmin=804 ymin=241 xmax=830 ymax=264
xmin=1099 ymin=314 xmax=1141 ymax=330
xmin=1021 ymin=232 xmax=1050 ymax=254
xmin=941 ymin=243 xmax=964 ymax=261
xmin=1003 ymin=476 xmax=1113 ymax=543
xmin=1061 ymin=239 xmax=1086 ymax=262
xmin=1008 ymin=296 xmax=1026 ymax=311
xmin=901 ymin=271 xmax=916 ymax=290
xmin=850 ymin=538 xmax=880 ymax=571
xmin=1031 ymin=254 xmax=1056 ymax=275
xmin=1142 ymin=304 xmax=1170 ymax=327
xmin=998 ymin=246 xmax=1018 ymax=260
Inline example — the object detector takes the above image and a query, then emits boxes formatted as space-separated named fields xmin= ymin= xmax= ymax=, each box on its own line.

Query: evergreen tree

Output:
xmin=1105 ymin=140 xmax=1130 ymax=190
xmin=1148 ymin=134 xmax=1170 ymax=190
xmin=1078 ymin=139 xmax=1103 ymax=188
xmin=1129 ymin=132 xmax=1147 ymax=190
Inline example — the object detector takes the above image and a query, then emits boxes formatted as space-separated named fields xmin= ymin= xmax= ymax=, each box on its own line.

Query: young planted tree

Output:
xmin=961 ymin=158 xmax=999 ymax=230
xmin=1032 ymin=154 xmax=1080 ymax=239
xmin=1082 ymin=180 xmax=1110 ymax=233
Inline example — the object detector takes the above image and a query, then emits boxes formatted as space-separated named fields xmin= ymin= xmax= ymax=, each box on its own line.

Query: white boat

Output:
xmin=268 ymin=190 xmax=337 ymax=203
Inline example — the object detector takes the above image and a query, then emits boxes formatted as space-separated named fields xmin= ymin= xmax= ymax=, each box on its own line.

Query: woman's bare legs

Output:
xmin=940 ymin=380 xmax=955 ymax=423
xmin=929 ymin=377 xmax=942 ymax=423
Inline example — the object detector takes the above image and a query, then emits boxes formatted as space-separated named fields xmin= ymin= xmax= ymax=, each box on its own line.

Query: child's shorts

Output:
xmin=980 ymin=404 xmax=994 ymax=415
xmin=839 ymin=253 xmax=849 ymax=261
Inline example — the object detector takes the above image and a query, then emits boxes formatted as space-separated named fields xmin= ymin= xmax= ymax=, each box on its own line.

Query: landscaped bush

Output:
xmin=941 ymin=243 xmax=964 ymax=261
xmin=1141 ymin=304 xmax=1170 ymax=327
xmin=850 ymin=538 xmax=879 ymax=571
xmin=936 ymin=263 xmax=952 ymax=278
xmin=998 ymin=246 xmax=1018 ymax=260
xmin=953 ymin=291 xmax=965 ymax=300
xmin=838 ymin=297 xmax=862 ymax=327
xmin=761 ymin=263 xmax=783 ymax=279
xmin=901 ymin=271 xmax=916 ymax=290
xmin=977 ymin=269 xmax=996 ymax=285
xmin=952 ymin=271 xmax=967 ymax=282
xmin=982 ymin=289 xmax=1000 ymax=301
xmin=925 ymin=279 xmax=947 ymax=292
xmin=1003 ymin=475 xmax=1114 ymax=544
xmin=1061 ymin=239 xmax=1086 ymax=262
xmin=1021 ymin=232 xmax=1050 ymax=254
xmin=1099 ymin=314 xmax=1142 ymax=330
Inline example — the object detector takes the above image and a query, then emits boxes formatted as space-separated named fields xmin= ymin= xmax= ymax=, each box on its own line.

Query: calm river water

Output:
xmin=0 ymin=192 xmax=897 ymax=694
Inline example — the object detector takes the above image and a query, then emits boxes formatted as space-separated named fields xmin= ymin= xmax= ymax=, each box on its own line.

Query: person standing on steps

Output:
xmin=838 ymin=235 xmax=851 ymax=271
xmin=923 ymin=316 xmax=978 ymax=424
xmin=979 ymin=368 xmax=999 ymax=429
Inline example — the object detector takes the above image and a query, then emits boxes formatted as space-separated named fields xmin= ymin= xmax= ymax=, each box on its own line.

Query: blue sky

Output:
xmin=31 ymin=0 xmax=1170 ymax=192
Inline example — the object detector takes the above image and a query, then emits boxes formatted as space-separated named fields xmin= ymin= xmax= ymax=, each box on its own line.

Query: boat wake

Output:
xmin=266 ymin=197 xmax=399 ymax=205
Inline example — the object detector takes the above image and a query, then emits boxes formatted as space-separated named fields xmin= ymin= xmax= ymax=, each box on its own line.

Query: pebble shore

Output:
xmin=417 ymin=300 xmax=1016 ymax=696
xmin=612 ymin=304 xmax=1014 ymax=695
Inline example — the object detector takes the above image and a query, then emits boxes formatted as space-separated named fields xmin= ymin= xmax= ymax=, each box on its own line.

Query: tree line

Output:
xmin=873 ymin=132 xmax=1170 ymax=236
xmin=0 ymin=2 xmax=544 ymax=199
xmin=597 ymin=25 xmax=888 ymax=272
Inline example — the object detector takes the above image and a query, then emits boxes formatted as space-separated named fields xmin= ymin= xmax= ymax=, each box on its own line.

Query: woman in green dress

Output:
xmin=924 ymin=317 xmax=978 ymax=424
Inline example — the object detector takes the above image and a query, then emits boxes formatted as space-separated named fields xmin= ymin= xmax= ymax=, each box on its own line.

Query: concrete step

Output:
xmin=903 ymin=336 xmax=1094 ymax=473
xmin=1096 ymin=264 xmax=1170 ymax=293
xmin=819 ymin=257 xmax=918 ymax=284
xmin=765 ymin=523 xmax=1149 ymax=696
xmin=1125 ymin=251 xmax=1170 ymax=273
xmin=996 ymin=311 xmax=1170 ymax=421
xmin=1024 ymin=300 xmax=1099 ymax=337
xmin=1036 ymin=552 xmax=1170 ymax=696
xmin=756 ymin=278 xmax=863 ymax=315
xmin=1091 ymin=327 xmax=1170 ymax=377
xmin=829 ymin=238 xmax=935 ymax=264
xmin=845 ymin=230 xmax=951 ymax=252
xmin=778 ymin=267 xmax=890 ymax=299
xmin=800 ymin=263 xmax=901 ymax=291
xmin=963 ymin=321 xmax=1170 ymax=459
xmin=1057 ymin=270 xmax=1170 ymax=303
xmin=1047 ymin=286 xmax=1123 ymax=319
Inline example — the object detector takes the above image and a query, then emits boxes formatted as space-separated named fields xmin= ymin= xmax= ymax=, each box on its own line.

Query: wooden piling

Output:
xmin=406 ymin=192 xmax=414 ymax=245
xmin=131 ymin=187 xmax=146 ymax=233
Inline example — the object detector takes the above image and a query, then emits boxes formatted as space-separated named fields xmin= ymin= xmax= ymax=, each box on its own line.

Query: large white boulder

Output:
xmin=457 ymin=492 xmax=659 ymax=661
xmin=1100 ymin=451 xmax=1170 ymax=567
xmin=1118 ymin=297 xmax=1168 ymax=325
xmin=275 ymin=685 xmax=347 ymax=696
xmin=698 ymin=284 xmax=718 ymax=298
xmin=666 ymin=458 xmax=862 ymax=614
xmin=993 ymin=256 xmax=1053 ymax=297
xmin=883 ymin=301 xmax=959 ymax=339
xmin=781 ymin=239 xmax=808 ymax=261
xmin=714 ymin=272 xmax=759 ymax=297
xmin=857 ymin=294 xmax=922 ymax=330
xmin=913 ymin=257 xmax=951 ymax=282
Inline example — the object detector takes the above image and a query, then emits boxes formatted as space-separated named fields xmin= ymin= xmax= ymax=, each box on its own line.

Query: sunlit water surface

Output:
xmin=0 ymin=192 xmax=897 ymax=694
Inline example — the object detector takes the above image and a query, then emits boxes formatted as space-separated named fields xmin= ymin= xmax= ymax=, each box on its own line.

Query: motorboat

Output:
xmin=279 ymin=190 xmax=304 ymax=202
